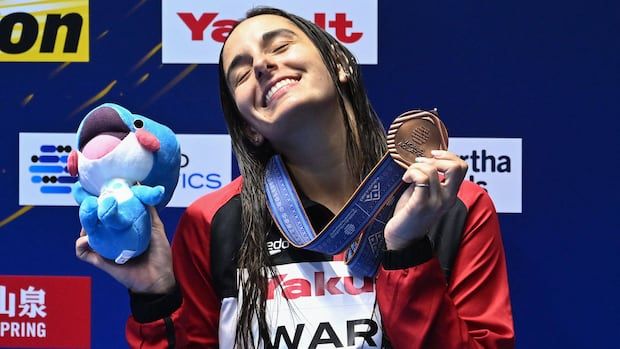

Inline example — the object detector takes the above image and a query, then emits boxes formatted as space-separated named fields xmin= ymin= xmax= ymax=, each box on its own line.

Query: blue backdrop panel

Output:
xmin=0 ymin=1 xmax=618 ymax=348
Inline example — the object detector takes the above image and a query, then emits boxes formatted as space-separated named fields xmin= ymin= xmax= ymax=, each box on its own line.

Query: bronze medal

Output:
xmin=387 ymin=109 xmax=449 ymax=169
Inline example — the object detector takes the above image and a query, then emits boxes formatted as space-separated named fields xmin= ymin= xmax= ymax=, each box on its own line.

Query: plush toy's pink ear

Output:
xmin=68 ymin=150 xmax=78 ymax=177
xmin=136 ymin=129 xmax=161 ymax=152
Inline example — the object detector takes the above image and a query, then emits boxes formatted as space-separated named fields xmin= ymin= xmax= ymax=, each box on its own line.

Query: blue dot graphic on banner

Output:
xmin=29 ymin=144 xmax=77 ymax=194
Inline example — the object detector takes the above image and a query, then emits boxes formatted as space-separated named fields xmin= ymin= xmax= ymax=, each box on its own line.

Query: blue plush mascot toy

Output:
xmin=67 ymin=103 xmax=181 ymax=264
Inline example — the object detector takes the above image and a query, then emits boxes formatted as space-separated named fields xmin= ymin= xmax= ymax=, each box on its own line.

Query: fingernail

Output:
xmin=431 ymin=150 xmax=446 ymax=157
xmin=415 ymin=157 xmax=429 ymax=162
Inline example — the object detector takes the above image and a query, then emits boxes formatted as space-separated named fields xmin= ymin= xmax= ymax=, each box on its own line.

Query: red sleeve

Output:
xmin=125 ymin=177 xmax=244 ymax=348
xmin=377 ymin=181 xmax=515 ymax=348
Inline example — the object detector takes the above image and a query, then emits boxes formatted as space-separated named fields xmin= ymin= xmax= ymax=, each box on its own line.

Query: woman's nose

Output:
xmin=254 ymin=56 xmax=277 ymax=81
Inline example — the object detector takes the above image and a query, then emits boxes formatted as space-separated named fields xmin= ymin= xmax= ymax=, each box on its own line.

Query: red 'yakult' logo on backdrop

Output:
xmin=177 ymin=12 xmax=363 ymax=44
xmin=0 ymin=276 xmax=90 ymax=348
xmin=162 ymin=1 xmax=377 ymax=64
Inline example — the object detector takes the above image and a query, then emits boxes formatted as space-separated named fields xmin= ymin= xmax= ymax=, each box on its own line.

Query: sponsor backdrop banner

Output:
xmin=162 ymin=0 xmax=378 ymax=64
xmin=449 ymin=138 xmax=522 ymax=213
xmin=0 ymin=1 xmax=617 ymax=348
xmin=0 ymin=276 xmax=90 ymax=348
xmin=18 ymin=132 xmax=518 ymax=213
xmin=19 ymin=133 xmax=231 ymax=207
xmin=0 ymin=0 xmax=90 ymax=62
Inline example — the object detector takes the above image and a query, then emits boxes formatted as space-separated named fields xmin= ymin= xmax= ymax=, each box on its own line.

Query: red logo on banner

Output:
xmin=0 ymin=275 xmax=90 ymax=348
xmin=267 ymin=272 xmax=374 ymax=300
xmin=177 ymin=12 xmax=363 ymax=43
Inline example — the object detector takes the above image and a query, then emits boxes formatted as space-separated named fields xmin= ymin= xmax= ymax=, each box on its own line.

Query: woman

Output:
xmin=76 ymin=7 xmax=514 ymax=348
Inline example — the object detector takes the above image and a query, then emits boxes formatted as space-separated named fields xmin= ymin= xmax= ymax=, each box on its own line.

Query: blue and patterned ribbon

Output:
xmin=265 ymin=153 xmax=408 ymax=277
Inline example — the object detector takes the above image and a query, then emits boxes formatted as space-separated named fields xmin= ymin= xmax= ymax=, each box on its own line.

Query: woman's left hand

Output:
xmin=384 ymin=150 xmax=468 ymax=250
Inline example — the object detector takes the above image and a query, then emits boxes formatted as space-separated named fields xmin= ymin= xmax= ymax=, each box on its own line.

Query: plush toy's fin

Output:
xmin=97 ymin=197 xmax=132 ymax=229
xmin=72 ymin=182 xmax=92 ymax=205
xmin=132 ymin=185 xmax=165 ymax=206
xmin=79 ymin=196 xmax=99 ymax=234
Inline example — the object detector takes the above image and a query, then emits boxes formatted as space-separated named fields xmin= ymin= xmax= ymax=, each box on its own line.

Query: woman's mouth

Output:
xmin=263 ymin=77 xmax=300 ymax=107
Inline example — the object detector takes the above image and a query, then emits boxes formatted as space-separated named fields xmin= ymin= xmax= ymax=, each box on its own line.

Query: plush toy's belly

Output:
xmin=98 ymin=178 xmax=133 ymax=204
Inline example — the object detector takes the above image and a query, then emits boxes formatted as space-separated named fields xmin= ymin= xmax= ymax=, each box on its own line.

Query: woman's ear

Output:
xmin=243 ymin=124 xmax=264 ymax=146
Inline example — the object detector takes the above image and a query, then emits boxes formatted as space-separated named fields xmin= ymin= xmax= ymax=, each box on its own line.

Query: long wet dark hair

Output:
xmin=218 ymin=7 xmax=387 ymax=348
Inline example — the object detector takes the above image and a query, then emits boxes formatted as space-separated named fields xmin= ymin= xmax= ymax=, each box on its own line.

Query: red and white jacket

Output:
xmin=126 ymin=177 xmax=514 ymax=348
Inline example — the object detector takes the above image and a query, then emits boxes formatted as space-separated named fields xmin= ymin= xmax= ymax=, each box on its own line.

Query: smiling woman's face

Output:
xmin=221 ymin=14 xmax=341 ymax=142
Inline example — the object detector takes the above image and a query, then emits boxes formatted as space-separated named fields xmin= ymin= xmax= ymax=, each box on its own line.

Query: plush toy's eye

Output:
xmin=133 ymin=119 xmax=144 ymax=128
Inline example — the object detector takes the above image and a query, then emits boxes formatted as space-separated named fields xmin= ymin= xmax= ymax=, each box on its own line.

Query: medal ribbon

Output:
xmin=264 ymin=110 xmax=448 ymax=277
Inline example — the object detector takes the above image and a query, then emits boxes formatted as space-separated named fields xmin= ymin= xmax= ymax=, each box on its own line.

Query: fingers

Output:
xmin=402 ymin=162 xmax=440 ymax=202
xmin=148 ymin=206 xmax=162 ymax=227
xmin=148 ymin=206 xmax=171 ymax=250
xmin=76 ymin=234 xmax=122 ymax=279
xmin=386 ymin=150 xmax=467 ymax=249
xmin=417 ymin=150 xmax=466 ymax=174
xmin=75 ymin=235 xmax=101 ymax=266
xmin=415 ymin=150 xmax=468 ymax=199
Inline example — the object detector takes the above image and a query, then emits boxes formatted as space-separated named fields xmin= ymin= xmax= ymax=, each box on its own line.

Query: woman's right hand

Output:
xmin=75 ymin=206 xmax=176 ymax=294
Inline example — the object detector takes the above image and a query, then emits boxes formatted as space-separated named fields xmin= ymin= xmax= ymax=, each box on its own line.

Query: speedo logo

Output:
xmin=267 ymin=238 xmax=290 ymax=256
xmin=267 ymin=272 xmax=374 ymax=300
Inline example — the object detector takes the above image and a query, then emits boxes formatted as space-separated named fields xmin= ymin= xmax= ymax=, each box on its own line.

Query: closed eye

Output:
xmin=272 ymin=42 xmax=290 ymax=53
xmin=235 ymin=70 xmax=251 ymax=86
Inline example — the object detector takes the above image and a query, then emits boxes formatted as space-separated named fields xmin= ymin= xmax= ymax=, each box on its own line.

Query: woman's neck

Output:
xmin=275 ymin=116 xmax=357 ymax=214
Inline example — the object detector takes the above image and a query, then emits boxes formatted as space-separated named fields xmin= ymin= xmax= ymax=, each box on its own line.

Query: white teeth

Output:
xmin=265 ymin=78 xmax=296 ymax=106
